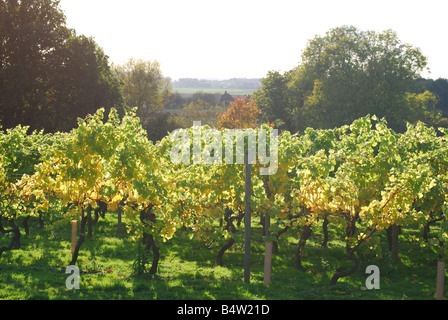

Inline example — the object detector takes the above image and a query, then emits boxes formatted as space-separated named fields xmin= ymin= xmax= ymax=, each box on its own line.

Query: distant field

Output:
xmin=173 ymin=87 xmax=257 ymax=96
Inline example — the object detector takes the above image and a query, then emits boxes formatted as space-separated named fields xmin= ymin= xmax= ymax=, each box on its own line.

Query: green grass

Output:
xmin=0 ymin=214 xmax=446 ymax=300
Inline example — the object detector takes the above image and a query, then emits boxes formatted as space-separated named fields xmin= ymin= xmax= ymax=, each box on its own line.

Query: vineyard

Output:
xmin=1 ymin=108 xmax=448 ymax=299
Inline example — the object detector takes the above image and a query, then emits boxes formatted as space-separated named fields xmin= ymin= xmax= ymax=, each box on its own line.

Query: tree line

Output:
xmin=0 ymin=0 xmax=124 ymax=133
xmin=0 ymin=0 xmax=247 ymax=141
xmin=1 ymin=1 xmax=448 ymax=142
xmin=172 ymin=78 xmax=261 ymax=90
xmin=253 ymin=26 xmax=448 ymax=133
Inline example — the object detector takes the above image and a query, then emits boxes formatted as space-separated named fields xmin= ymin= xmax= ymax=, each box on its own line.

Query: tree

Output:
xmin=0 ymin=0 xmax=69 ymax=131
xmin=252 ymin=71 xmax=291 ymax=130
xmin=217 ymin=96 xmax=261 ymax=129
xmin=416 ymin=78 xmax=448 ymax=116
xmin=0 ymin=0 xmax=125 ymax=133
xmin=404 ymin=90 xmax=442 ymax=127
xmin=256 ymin=26 xmax=439 ymax=133
xmin=49 ymin=34 xmax=125 ymax=132
xmin=114 ymin=58 xmax=171 ymax=119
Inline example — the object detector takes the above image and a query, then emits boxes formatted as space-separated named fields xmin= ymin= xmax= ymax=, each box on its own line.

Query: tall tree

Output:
xmin=256 ymin=26 xmax=441 ymax=133
xmin=49 ymin=35 xmax=125 ymax=132
xmin=114 ymin=58 xmax=171 ymax=119
xmin=416 ymin=78 xmax=448 ymax=116
xmin=252 ymin=70 xmax=291 ymax=130
xmin=0 ymin=0 xmax=69 ymax=130
xmin=0 ymin=0 xmax=124 ymax=132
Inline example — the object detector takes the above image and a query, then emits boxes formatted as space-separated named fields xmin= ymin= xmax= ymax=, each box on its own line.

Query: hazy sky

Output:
xmin=59 ymin=0 xmax=448 ymax=80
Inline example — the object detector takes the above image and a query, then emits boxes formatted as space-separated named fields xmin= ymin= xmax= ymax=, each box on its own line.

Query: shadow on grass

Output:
xmin=0 ymin=214 xmax=443 ymax=300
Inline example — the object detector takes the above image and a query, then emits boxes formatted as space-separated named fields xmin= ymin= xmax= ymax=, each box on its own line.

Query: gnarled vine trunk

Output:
xmin=216 ymin=208 xmax=243 ymax=266
xmin=329 ymin=213 xmax=363 ymax=286
xmin=296 ymin=224 xmax=312 ymax=271
xmin=329 ymin=250 xmax=360 ymax=286
xmin=217 ymin=238 xmax=235 ymax=266
xmin=321 ymin=216 xmax=329 ymax=247
xmin=140 ymin=205 xmax=159 ymax=275
xmin=87 ymin=207 xmax=93 ymax=240
xmin=272 ymin=224 xmax=290 ymax=255
xmin=0 ymin=217 xmax=21 ymax=259
xmin=387 ymin=224 xmax=400 ymax=262
xmin=69 ymin=210 xmax=88 ymax=266
xmin=22 ymin=214 xmax=45 ymax=235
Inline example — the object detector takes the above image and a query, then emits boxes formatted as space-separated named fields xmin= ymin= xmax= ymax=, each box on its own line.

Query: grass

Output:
xmin=0 ymin=213 xmax=446 ymax=300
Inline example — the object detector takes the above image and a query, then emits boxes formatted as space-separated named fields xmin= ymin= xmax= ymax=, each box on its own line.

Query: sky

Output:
xmin=59 ymin=0 xmax=448 ymax=80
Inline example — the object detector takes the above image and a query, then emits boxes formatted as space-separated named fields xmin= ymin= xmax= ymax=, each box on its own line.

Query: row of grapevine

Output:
xmin=258 ymin=115 xmax=448 ymax=284
xmin=1 ymin=109 xmax=448 ymax=287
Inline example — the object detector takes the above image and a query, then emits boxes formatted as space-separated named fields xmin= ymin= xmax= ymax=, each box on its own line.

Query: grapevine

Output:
xmin=2 ymin=109 xmax=448 ymax=287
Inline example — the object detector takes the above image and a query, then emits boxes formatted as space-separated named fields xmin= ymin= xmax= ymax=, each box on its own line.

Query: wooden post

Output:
xmin=71 ymin=220 xmax=77 ymax=254
xmin=263 ymin=178 xmax=272 ymax=286
xmin=244 ymin=149 xmax=251 ymax=284
xmin=264 ymin=240 xmax=273 ymax=285
xmin=436 ymin=260 xmax=445 ymax=300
